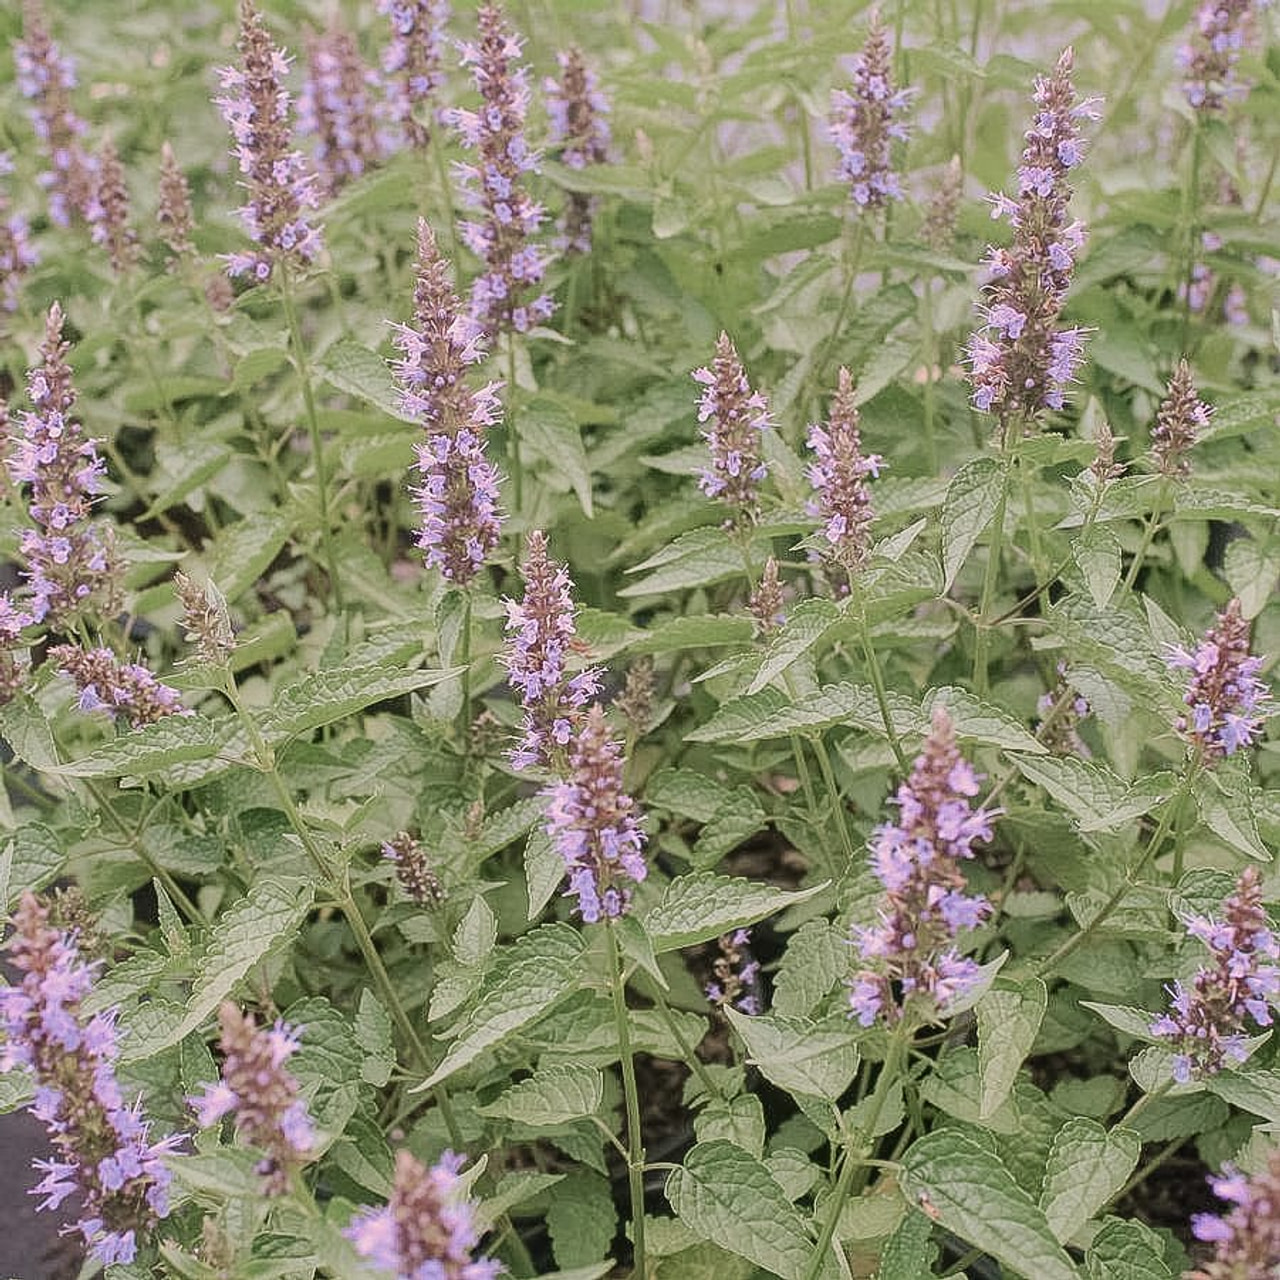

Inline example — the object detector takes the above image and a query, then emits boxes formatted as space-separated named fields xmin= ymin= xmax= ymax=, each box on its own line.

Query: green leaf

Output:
xmin=724 ymin=1010 xmax=859 ymax=1102
xmin=900 ymin=1129 xmax=1078 ymax=1280
xmin=1223 ymin=537 xmax=1280 ymax=620
xmin=694 ymin=1094 xmax=767 ymax=1158
xmin=1079 ymin=1002 xmax=1160 ymax=1042
xmin=49 ymin=715 xmax=233 ymax=779
xmin=143 ymin=441 xmax=233 ymax=519
xmin=1012 ymin=754 xmax=1168 ymax=832
xmin=418 ymin=923 xmax=586 ymax=1088
xmin=354 ymin=990 xmax=395 ymax=1088
xmin=643 ymin=873 xmax=827 ymax=953
xmin=1206 ymin=1068 xmax=1280 ymax=1123
xmin=927 ymin=687 xmax=1048 ymax=755
xmin=1074 ymin=525 xmax=1122 ymax=608
xmin=1195 ymin=773 xmax=1269 ymax=861
xmin=941 ymin=457 xmax=1004 ymax=591
xmin=621 ymin=528 xmax=751 ymax=597
xmin=688 ymin=682 xmax=915 ymax=745
xmin=208 ymin=511 xmax=293 ymax=602
xmin=1039 ymin=1119 xmax=1140 ymax=1243
xmin=0 ymin=694 xmax=62 ymax=770
xmin=628 ymin=615 xmax=756 ymax=656
xmin=520 ymin=398 xmax=594 ymax=518
xmin=1085 ymin=1216 xmax=1173 ymax=1280
xmin=977 ymin=980 xmax=1047 ymax=1119
xmin=877 ymin=1208 xmax=940 ymax=1280
xmin=772 ymin=920 xmax=846 ymax=1019
xmin=477 ymin=1063 xmax=604 ymax=1126
xmin=690 ymin=788 xmax=767 ymax=868
xmin=317 ymin=338 xmax=408 ymax=421
xmin=548 ymin=1170 xmax=616 ymax=1269
xmin=746 ymin=599 xmax=841 ymax=694
xmin=2 ymin=824 xmax=63 ymax=910
xmin=666 ymin=1141 xmax=814 ymax=1280
xmin=647 ymin=768 xmax=732 ymax=824
xmin=524 ymin=826 xmax=563 ymax=921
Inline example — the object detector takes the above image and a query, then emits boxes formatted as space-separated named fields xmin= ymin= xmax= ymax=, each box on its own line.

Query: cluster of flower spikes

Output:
xmin=1150 ymin=358 xmax=1211 ymax=479
xmin=828 ymin=8 xmax=911 ymax=210
xmin=346 ymin=1149 xmax=502 ymax=1280
xmin=1151 ymin=866 xmax=1280 ymax=1084
xmin=215 ymin=0 xmax=324 ymax=282
xmin=7 ymin=302 xmax=119 ymax=627
xmin=545 ymin=46 xmax=612 ymax=253
xmin=1179 ymin=0 xmax=1269 ymax=113
xmin=1187 ymin=1144 xmax=1280 ymax=1279
xmin=706 ymin=929 xmax=762 ymax=1016
xmin=378 ymin=0 xmax=449 ymax=149
xmin=448 ymin=3 xmax=554 ymax=335
xmin=0 ymin=892 xmax=179 ymax=1266
xmin=502 ymin=529 xmax=600 ymax=770
xmin=849 ymin=707 xmax=996 ymax=1027
xmin=15 ymin=0 xmax=95 ymax=227
xmin=966 ymin=48 xmax=1099 ymax=427
xmin=0 ymin=153 xmax=39 ymax=318
xmin=1036 ymin=659 xmax=1093 ymax=758
xmin=299 ymin=20 xmax=384 ymax=194
xmin=692 ymin=331 xmax=771 ymax=523
xmin=190 ymin=1002 xmax=314 ymax=1196
xmin=1167 ymin=596 xmax=1270 ymax=763
xmin=49 ymin=644 xmax=189 ymax=729
xmin=86 ymin=135 xmax=140 ymax=274
xmin=393 ymin=219 xmax=503 ymax=585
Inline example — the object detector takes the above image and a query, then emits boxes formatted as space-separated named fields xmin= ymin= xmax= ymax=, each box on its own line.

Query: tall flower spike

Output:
xmin=923 ymin=155 xmax=963 ymax=250
xmin=1179 ymin=0 xmax=1268 ymax=112
xmin=86 ymin=135 xmax=140 ymax=273
xmin=382 ymin=831 xmax=445 ymax=906
xmin=345 ymin=1149 xmax=502 ymax=1280
xmin=848 ymin=707 xmax=996 ymax=1027
xmin=156 ymin=141 xmax=195 ymax=260
xmin=1167 ymin=597 xmax=1270 ymax=763
xmin=828 ymin=9 xmax=912 ymax=211
xmin=545 ymin=46 xmax=612 ymax=253
xmin=215 ymin=0 xmax=323 ymax=281
xmin=544 ymin=703 xmax=647 ymax=923
xmin=0 ymin=153 xmax=39 ymax=318
xmin=1151 ymin=359 xmax=1210 ymax=479
xmin=693 ymin=332 xmax=771 ymax=523
xmin=447 ymin=3 xmax=554 ymax=335
xmin=0 ymin=893 xmax=179 ymax=1266
xmin=174 ymin=570 xmax=235 ymax=665
xmin=50 ymin=645 xmax=190 ymax=728
xmin=1187 ymin=1145 xmax=1280 ymax=1279
xmin=966 ymin=49 xmax=1099 ymax=427
xmin=8 ymin=303 xmax=119 ymax=626
xmin=502 ymin=529 xmax=600 ymax=769
xmin=378 ymin=0 xmax=449 ymax=149
xmin=299 ymin=22 xmax=384 ymax=194
xmin=1151 ymin=867 xmax=1280 ymax=1083
xmin=749 ymin=555 xmax=786 ymax=634
xmin=190 ymin=1003 xmax=314 ymax=1196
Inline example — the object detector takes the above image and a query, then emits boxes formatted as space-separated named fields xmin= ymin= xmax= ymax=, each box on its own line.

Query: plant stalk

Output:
xmin=606 ymin=920 xmax=647 ymax=1278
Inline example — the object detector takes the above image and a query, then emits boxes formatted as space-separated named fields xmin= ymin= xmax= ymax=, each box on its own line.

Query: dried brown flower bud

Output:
xmin=157 ymin=140 xmax=195 ymax=260
xmin=615 ymin=656 xmax=655 ymax=737
xmin=174 ymin=570 xmax=235 ymax=665
xmin=382 ymin=831 xmax=445 ymax=907
xmin=749 ymin=557 xmax=785 ymax=634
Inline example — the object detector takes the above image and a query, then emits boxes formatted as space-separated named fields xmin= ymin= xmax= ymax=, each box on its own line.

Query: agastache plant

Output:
xmin=299 ymin=22 xmax=384 ymax=194
xmin=0 ymin=153 xmax=39 ymax=319
xmin=1187 ymin=1145 xmax=1280 ymax=1279
xmin=215 ymin=0 xmax=323 ymax=282
xmin=545 ymin=46 xmax=612 ymax=253
xmin=848 ymin=707 xmax=996 ymax=1026
xmin=1151 ymin=867 xmax=1280 ymax=1083
xmin=0 ymin=592 xmax=31 ymax=704
xmin=0 ymin=892 xmax=179 ymax=1266
xmin=378 ymin=0 xmax=449 ymax=149
xmin=692 ymin=332 xmax=771 ymax=523
xmin=1179 ymin=0 xmax=1268 ymax=112
xmin=86 ymin=135 xmax=140 ymax=273
xmin=1151 ymin=358 xmax=1211 ymax=478
xmin=706 ymin=929 xmax=763 ymax=1015
xmin=382 ymin=831 xmax=446 ymax=906
xmin=49 ymin=645 xmax=190 ymax=728
xmin=966 ymin=48 xmax=1099 ymax=428
xmin=156 ymin=141 xmax=195 ymax=261
xmin=448 ymin=3 xmax=554 ymax=336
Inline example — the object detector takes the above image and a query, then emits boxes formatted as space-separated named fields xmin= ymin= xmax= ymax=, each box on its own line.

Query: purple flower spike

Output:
xmin=0 ymin=153 xmax=39 ymax=318
xmin=49 ymin=645 xmax=190 ymax=730
xmin=156 ymin=141 xmax=195 ymax=261
xmin=1151 ymin=867 xmax=1280 ymax=1083
xmin=1179 ymin=1 xmax=1268 ymax=113
xmin=413 ymin=428 xmax=502 ymax=583
xmin=544 ymin=703 xmax=647 ymax=923
xmin=1036 ymin=660 xmax=1092 ymax=758
xmin=706 ymin=929 xmax=763 ymax=1016
xmin=0 ymin=591 xmax=33 ymax=704
xmin=345 ymin=1149 xmax=503 ymax=1280
xmin=966 ymin=49 xmax=1100 ymax=428
xmin=86 ymin=135 xmax=140 ymax=274
xmin=447 ymin=3 xmax=554 ymax=336
xmin=299 ymin=22 xmax=384 ymax=194
xmin=849 ymin=707 xmax=996 ymax=1027
xmin=215 ymin=0 xmax=324 ymax=282
xmin=545 ymin=47 xmax=612 ymax=253
xmin=1151 ymin=358 xmax=1211 ymax=479
xmin=190 ymin=1003 xmax=313 ymax=1196
xmin=1167 ymin=597 xmax=1270 ymax=764
xmin=0 ymin=893 xmax=179 ymax=1266
xmin=693 ymin=332 xmax=771 ymax=523
xmin=828 ymin=9 xmax=912 ymax=211
xmin=378 ymin=0 xmax=449 ymax=150
xmin=1187 ymin=1147 xmax=1280 ymax=1279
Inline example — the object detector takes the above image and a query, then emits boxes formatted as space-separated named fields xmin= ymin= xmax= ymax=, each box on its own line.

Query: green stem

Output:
xmin=1122 ymin=479 xmax=1171 ymax=593
xmin=972 ymin=455 xmax=1011 ymax=695
xmin=1178 ymin=128 xmax=1203 ymax=352
xmin=789 ymin=732 xmax=835 ymax=881
xmin=921 ymin=284 xmax=938 ymax=474
xmin=803 ymin=221 xmax=867 ymax=415
xmin=505 ymin=339 xmax=523 ymax=519
xmin=1118 ymin=1079 xmax=1173 ymax=1130
xmin=606 ymin=921 xmax=647 ymax=1279
xmin=856 ymin=602 xmax=908 ymax=774
xmin=651 ymin=987 xmax=723 ymax=1101
xmin=811 ymin=732 xmax=857 ymax=868
xmin=459 ymin=592 xmax=474 ymax=750
xmin=428 ymin=138 xmax=459 ymax=261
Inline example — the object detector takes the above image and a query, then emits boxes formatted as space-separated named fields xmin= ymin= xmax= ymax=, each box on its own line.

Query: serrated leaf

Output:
xmin=691 ymin=788 xmax=766 ymax=868
xmin=1079 ymin=1002 xmax=1160 ymax=1042
xmin=547 ymin=1170 xmax=616 ymax=1269
xmin=0 ymin=694 xmax=58 ymax=770
xmin=1074 ymin=525 xmax=1122 ymax=608
xmin=695 ymin=1094 xmax=766 ymax=1157
xmin=621 ymin=528 xmax=751 ymax=597
xmin=877 ymin=1208 xmax=939 ymax=1280
xmin=1223 ymin=537 xmax=1280 ymax=619
xmin=1012 ymin=754 xmax=1167 ymax=832
xmin=666 ymin=1141 xmax=813 ymax=1280
xmin=317 ymin=338 xmax=408 ymax=421
xmin=1196 ymin=774 xmax=1269 ymax=861
xmin=525 ymin=827 xmax=563 ymax=920
xmin=520 ymin=398 xmax=594 ymax=518
xmin=941 ymin=457 xmax=1004 ymax=590
xmin=977 ymin=980 xmax=1047 ymax=1119
xmin=1039 ymin=1119 xmax=1140 ymax=1243
xmin=207 ymin=511 xmax=293 ymax=601
xmin=926 ymin=687 xmax=1047 ymax=755
xmin=2 ymin=823 xmax=63 ymax=910
xmin=478 ymin=1063 xmax=605 ymax=1125
xmin=747 ymin=599 xmax=841 ymax=694
xmin=355 ymin=990 xmax=395 ymax=1087
xmin=773 ymin=920 xmax=846 ymax=1019
xmin=453 ymin=895 xmax=497 ymax=967
xmin=143 ymin=442 xmax=233 ymax=520
xmin=1206 ymin=1068 xmax=1280 ymax=1122
xmin=900 ymin=1130 xmax=1078 ymax=1280
xmin=688 ymin=682 xmax=916 ymax=744
xmin=647 ymin=769 xmax=731 ymax=824
xmin=1085 ymin=1216 xmax=1173 ymax=1280
xmin=49 ymin=715 xmax=233 ymax=778
xmin=628 ymin=615 xmax=756 ymax=656
xmin=724 ymin=1010 xmax=859 ymax=1102
xmin=643 ymin=873 xmax=827 ymax=953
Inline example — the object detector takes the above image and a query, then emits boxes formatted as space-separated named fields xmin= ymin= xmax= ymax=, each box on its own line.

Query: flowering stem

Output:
xmin=811 ymin=730 xmax=858 ymax=868
xmin=506 ymin=338 xmax=523 ymax=518
xmin=972 ymin=454 xmax=1011 ymax=695
xmin=1121 ymin=479 xmax=1171 ymax=592
xmin=805 ymin=221 xmax=867 ymax=416
xmin=1117 ymin=1079 xmax=1173 ymax=1129
xmin=855 ymin=599 xmax=909 ymax=773
xmin=605 ymin=919 xmax=647 ymax=1279
xmin=1178 ymin=127 xmax=1203 ymax=352
xmin=649 ymin=986 xmax=724 ymax=1101
xmin=459 ymin=592 xmax=473 ymax=750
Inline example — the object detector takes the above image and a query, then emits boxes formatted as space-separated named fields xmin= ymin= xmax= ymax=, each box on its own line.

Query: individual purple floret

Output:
xmin=966 ymin=49 xmax=1100 ymax=427
xmin=49 ymin=645 xmax=190 ymax=729
xmin=299 ymin=21 xmax=384 ymax=194
xmin=378 ymin=0 xmax=449 ymax=149
xmin=0 ymin=153 xmax=39 ymax=318
xmin=693 ymin=332 xmax=771 ymax=523
xmin=544 ymin=703 xmax=647 ymax=923
xmin=502 ymin=529 xmax=600 ymax=769
xmin=828 ymin=9 xmax=911 ymax=211
xmin=8 ymin=303 xmax=119 ymax=627
xmin=706 ymin=929 xmax=762 ymax=1016
xmin=849 ymin=707 xmax=996 ymax=1027
xmin=545 ymin=46 xmax=611 ymax=253
xmin=86 ymin=135 xmax=140 ymax=274
xmin=1151 ymin=867 xmax=1280 ymax=1084
xmin=15 ymin=0 xmax=94 ymax=227
xmin=1179 ymin=0 xmax=1269 ymax=113
xmin=190 ymin=1003 xmax=314 ymax=1196
xmin=215 ymin=0 xmax=324 ymax=282
xmin=1151 ymin=358 xmax=1211 ymax=479
xmin=1036 ymin=660 xmax=1092 ymax=757
xmin=1167 ymin=597 xmax=1270 ymax=763
xmin=0 ymin=892 xmax=179 ymax=1267
xmin=1188 ymin=1146 xmax=1280 ymax=1279
xmin=447 ymin=3 xmax=554 ymax=336
xmin=345 ymin=1148 xmax=503 ymax=1280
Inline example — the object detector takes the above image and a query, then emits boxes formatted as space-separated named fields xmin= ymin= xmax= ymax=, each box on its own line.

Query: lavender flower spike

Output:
xmin=215 ymin=0 xmax=324 ymax=282
xmin=501 ymin=529 xmax=600 ymax=769
xmin=1187 ymin=1145 xmax=1280 ymax=1279
xmin=1 ymin=892 xmax=179 ymax=1266
xmin=190 ymin=1003 xmax=314 ymax=1196
xmin=0 ymin=153 xmax=39 ymax=318
xmin=156 ymin=141 xmax=195 ymax=261
xmin=706 ymin=929 xmax=762 ymax=1016
xmin=1151 ymin=867 xmax=1280 ymax=1084
xmin=0 ymin=591 xmax=32 ymax=704
xmin=378 ymin=0 xmax=449 ymax=150
xmin=1167 ymin=597 xmax=1270 ymax=763
xmin=50 ymin=645 xmax=190 ymax=729
xmin=545 ymin=47 xmax=612 ymax=253
xmin=86 ymin=135 xmax=140 ymax=274
xmin=447 ymin=3 xmax=554 ymax=336
xmin=966 ymin=49 xmax=1100 ymax=428
xmin=1179 ymin=1 xmax=1269 ymax=113
xmin=299 ymin=21 xmax=384 ymax=194
xmin=849 ymin=707 xmax=996 ymax=1027
xmin=1151 ymin=358 xmax=1211 ymax=479
xmin=693 ymin=332 xmax=771 ymax=523
xmin=544 ymin=703 xmax=647 ymax=923
xmin=345 ymin=1149 xmax=502 ymax=1280
xmin=828 ymin=9 xmax=912 ymax=211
